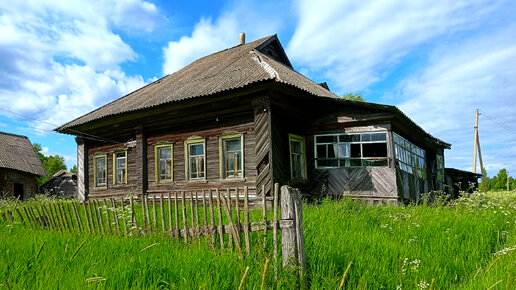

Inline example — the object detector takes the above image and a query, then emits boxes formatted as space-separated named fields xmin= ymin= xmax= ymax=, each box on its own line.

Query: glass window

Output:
xmin=114 ymin=151 xmax=126 ymax=184
xmin=393 ymin=133 xmax=426 ymax=178
xmin=156 ymin=145 xmax=172 ymax=183
xmin=94 ymin=155 xmax=107 ymax=188
xmin=436 ymin=154 xmax=444 ymax=182
xmin=314 ymin=132 xmax=388 ymax=168
xmin=187 ymin=141 xmax=205 ymax=180
xmin=289 ymin=134 xmax=306 ymax=179
xmin=222 ymin=137 xmax=243 ymax=178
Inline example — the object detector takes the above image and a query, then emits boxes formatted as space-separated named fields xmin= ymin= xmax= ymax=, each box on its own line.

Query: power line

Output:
xmin=479 ymin=109 xmax=516 ymax=136
xmin=0 ymin=107 xmax=120 ymax=144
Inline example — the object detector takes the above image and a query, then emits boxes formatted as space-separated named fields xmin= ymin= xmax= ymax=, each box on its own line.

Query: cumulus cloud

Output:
xmin=162 ymin=1 xmax=287 ymax=74
xmin=0 ymin=0 xmax=160 ymax=130
xmin=395 ymin=25 xmax=516 ymax=174
xmin=287 ymin=0 xmax=506 ymax=93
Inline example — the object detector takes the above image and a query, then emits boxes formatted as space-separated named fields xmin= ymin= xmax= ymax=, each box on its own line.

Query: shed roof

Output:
xmin=0 ymin=131 xmax=47 ymax=176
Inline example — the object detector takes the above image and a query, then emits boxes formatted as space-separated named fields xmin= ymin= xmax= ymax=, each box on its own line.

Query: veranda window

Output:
xmin=314 ymin=132 xmax=388 ymax=168
xmin=393 ymin=133 xmax=426 ymax=178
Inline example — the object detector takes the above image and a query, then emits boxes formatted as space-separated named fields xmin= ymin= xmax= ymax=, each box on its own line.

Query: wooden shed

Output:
xmin=56 ymin=34 xmax=454 ymax=204
xmin=0 ymin=131 xmax=47 ymax=200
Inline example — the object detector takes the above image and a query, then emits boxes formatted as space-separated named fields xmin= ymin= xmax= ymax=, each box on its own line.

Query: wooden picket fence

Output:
xmin=0 ymin=184 xmax=306 ymax=279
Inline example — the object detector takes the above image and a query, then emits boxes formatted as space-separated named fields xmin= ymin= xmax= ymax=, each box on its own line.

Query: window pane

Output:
xmin=362 ymin=143 xmax=387 ymax=157
xmin=159 ymin=147 xmax=171 ymax=159
xmin=350 ymin=159 xmax=362 ymax=166
xmin=291 ymin=140 xmax=301 ymax=154
xmin=316 ymin=145 xmax=327 ymax=158
xmin=316 ymin=135 xmax=337 ymax=143
xmin=227 ymin=139 xmax=241 ymax=152
xmin=350 ymin=144 xmax=361 ymax=157
xmin=338 ymin=143 xmax=350 ymax=158
xmin=327 ymin=144 xmax=337 ymax=158
xmin=190 ymin=143 xmax=204 ymax=155
xmin=362 ymin=159 xmax=388 ymax=167
xmin=370 ymin=133 xmax=386 ymax=141
xmin=339 ymin=134 xmax=359 ymax=142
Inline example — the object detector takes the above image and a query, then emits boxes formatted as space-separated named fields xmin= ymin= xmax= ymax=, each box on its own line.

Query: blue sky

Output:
xmin=1 ymin=0 xmax=515 ymax=176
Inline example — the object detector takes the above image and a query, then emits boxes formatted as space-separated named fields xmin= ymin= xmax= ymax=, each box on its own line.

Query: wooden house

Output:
xmin=0 ymin=131 xmax=47 ymax=200
xmin=39 ymin=170 xmax=77 ymax=198
xmin=56 ymin=34 xmax=453 ymax=204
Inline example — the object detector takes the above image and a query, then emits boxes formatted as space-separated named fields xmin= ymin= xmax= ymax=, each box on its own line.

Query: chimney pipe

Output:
xmin=239 ymin=32 xmax=245 ymax=45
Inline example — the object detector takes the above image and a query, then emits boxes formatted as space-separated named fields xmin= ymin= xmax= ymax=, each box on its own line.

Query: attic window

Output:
xmin=315 ymin=132 xmax=388 ymax=168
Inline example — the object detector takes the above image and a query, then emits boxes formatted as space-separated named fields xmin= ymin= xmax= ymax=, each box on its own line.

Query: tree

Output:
xmin=342 ymin=93 xmax=366 ymax=102
xmin=70 ymin=165 xmax=77 ymax=174
xmin=479 ymin=168 xmax=515 ymax=191
xmin=33 ymin=143 xmax=67 ymax=186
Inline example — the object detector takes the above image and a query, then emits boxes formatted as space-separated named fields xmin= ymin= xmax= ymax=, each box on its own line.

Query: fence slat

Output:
xmin=58 ymin=203 xmax=69 ymax=232
xmin=95 ymin=200 xmax=105 ymax=235
xmin=189 ymin=192 xmax=195 ymax=239
xmin=130 ymin=196 xmax=137 ymax=232
xmin=122 ymin=198 xmax=128 ymax=236
xmin=152 ymin=195 xmax=158 ymax=230
xmin=195 ymin=191 xmax=200 ymax=240
xmin=243 ymin=186 xmax=251 ymax=255
xmin=71 ymin=202 xmax=82 ymax=234
xmin=216 ymin=189 xmax=225 ymax=249
xmin=141 ymin=196 xmax=147 ymax=233
xmin=221 ymin=191 xmax=243 ymax=259
xmin=83 ymin=202 xmax=91 ymax=234
xmin=160 ymin=193 xmax=166 ymax=234
xmin=273 ymin=183 xmax=279 ymax=280
xmin=174 ymin=191 xmax=179 ymax=238
xmin=65 ymin=203 xmax=76 ymax=231
xmin=145 ymin=195 xmax=151 ymax=230
xmin=208 ymin=189 xmax=216 ymax=248
xmin=113 ymin=198 xmax=123 ymax=234
xmin=182 ymin=191 xmax=188 ymax=243
xmin=262 ymin=185 xmax=267 ymax=249
xmin=103 ymin=199 xmax=112 ymax=234
xmin=235 ymin=188 xmax=242 ymax=246
xmin=227 ymin=189 xmax=233 ymax=249
xmin=168 ymin=192 xmax=173 ymax=236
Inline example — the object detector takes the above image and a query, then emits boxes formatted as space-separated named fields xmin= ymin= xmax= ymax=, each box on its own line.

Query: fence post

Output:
xmin=280 ymin=185 xmax=306 ymax=285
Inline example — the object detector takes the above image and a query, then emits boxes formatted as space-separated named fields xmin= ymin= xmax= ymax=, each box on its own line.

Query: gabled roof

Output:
xmin=0 ymin=131 xmax=47 ymax=176
xmin=57 ymin=35 xmax=339 ymax=131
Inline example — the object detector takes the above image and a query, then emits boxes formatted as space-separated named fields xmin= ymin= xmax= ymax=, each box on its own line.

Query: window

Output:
xmin=393 ymin=133 xmax=426 ymax=178
xmin=289 ymin=134 xmax=307 ymax=179
xmin=436 ymin=154 xmax=444 ymax=182
xmin=314 ymin=132 xmax=388 ymax=168
xmin=155 ymin=144 xmax=173 ymax=183
xmin=185 ymin=138 xmax=206 ymax=180
xmin=93 ymin=155 xmax=107 ymax=188
xmin=220 ymin=134 xmax=244 ymax=179
xmin=113 ymin=151 xmax=127 ymax=184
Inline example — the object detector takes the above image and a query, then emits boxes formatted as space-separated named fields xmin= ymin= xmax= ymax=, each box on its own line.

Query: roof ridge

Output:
xmin=0 ymin=130 xmax=29 ymax=139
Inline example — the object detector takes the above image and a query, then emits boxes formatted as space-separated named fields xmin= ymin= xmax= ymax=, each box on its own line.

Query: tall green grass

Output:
xmin=0 ymin=191 xmax=514 ymax=289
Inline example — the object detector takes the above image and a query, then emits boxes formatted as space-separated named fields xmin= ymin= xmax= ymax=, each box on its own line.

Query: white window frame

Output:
xmin=184 ymin=137 xmax=206 ymax=181
xmin=93 ymin=154 xmax=107 ymax=189
xmin=314 ymin=132 xmax=388 ymax=168
xmin=113 ymin=150 xmax=127 ymax=185
xmin=219 ymin=133 xmax=244 ymax=179
xmin=155 ymin=144 xmax=173 ymax=184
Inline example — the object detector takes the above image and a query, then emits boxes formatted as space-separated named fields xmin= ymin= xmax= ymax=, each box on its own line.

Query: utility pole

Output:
xmin=476 ymin=132 xmax=487 ymax=193
xmin=508 ymin=171 xmax=510 ymax=191
xmin=472 ymin=109 xmax=479 ymax=173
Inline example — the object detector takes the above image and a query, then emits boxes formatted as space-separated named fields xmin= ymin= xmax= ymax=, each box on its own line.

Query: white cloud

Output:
xmin=395 ymin=25 xmax=516 ymax=175
xmin=162 ymin=1 xmax=287 ymax=74
xmin=287 ymin=0 xmax=506 ymax=93
xmin=0 ymin=0 xmax=160 ymax=130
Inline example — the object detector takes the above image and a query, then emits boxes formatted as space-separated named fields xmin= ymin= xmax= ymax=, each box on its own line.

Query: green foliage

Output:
xmin=0 ymin=191 xmax=514 ymax=288
xmin=342 ymin=93 xmax=366 ymax=102
xmin=69 ymin=165 xmax=77 ymax=174
xmin=479 ymin=168 xmax=516 ymax=191
xmin=32 ymin=143 xmax=67 ymax=185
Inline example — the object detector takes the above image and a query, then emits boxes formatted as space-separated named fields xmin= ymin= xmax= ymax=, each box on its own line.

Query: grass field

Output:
xmin=0 ymin=191 xmax=515 ymax=289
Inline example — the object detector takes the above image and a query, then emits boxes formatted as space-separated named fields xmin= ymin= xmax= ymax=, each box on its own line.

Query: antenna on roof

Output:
xmin=239 ymin=32 xmax=245 ymax=45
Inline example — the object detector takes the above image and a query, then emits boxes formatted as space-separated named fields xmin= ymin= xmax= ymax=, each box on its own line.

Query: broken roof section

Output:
xmin=55 ymin=34 xmax=449 ymax=149
xmin=0 ymin=131 xmax=47 ymax=176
